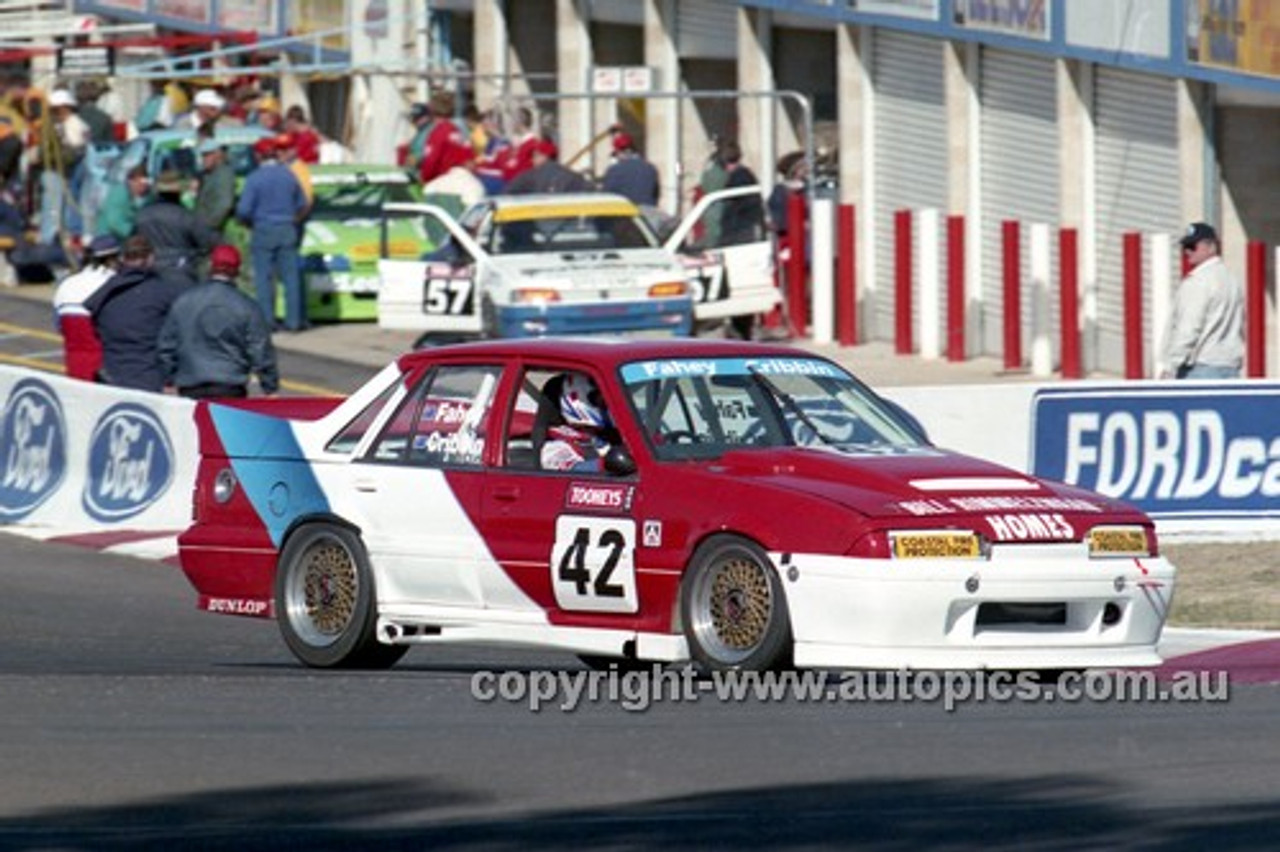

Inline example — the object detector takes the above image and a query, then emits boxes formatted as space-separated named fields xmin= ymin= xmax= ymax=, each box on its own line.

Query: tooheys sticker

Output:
xmin=565 ymin=482 xmax=634 ymax=512
xmin=0 ymin=378 xmax=67 ymax=521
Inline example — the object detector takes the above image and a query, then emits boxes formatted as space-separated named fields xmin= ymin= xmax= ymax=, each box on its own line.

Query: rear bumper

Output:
xmin=495 ymin=297 xmax=694 ymax=338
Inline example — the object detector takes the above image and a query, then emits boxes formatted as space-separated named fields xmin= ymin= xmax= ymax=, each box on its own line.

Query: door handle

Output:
xmin=492 ymin=485 xmax=521 ymax=502
xmin=355 ymin=479 xmax=378 ymax=493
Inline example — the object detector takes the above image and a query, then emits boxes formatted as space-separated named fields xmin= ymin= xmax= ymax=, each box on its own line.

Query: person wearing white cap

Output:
xmin=176 ymin=87 xmax=241 ymax=131
xmin=37 ymin=88 xmax=91 ymax=244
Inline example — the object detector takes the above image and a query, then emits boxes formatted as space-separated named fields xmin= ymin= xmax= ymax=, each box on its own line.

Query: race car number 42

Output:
xmin=550 ymin=515 xmax=638 ymax=614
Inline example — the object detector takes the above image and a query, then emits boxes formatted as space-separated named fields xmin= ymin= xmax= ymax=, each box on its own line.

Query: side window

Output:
xmin=325 ymin=378 xmax=403 ymax=454
xmin=367 ymin=365 xmax=501 ymax=467
xmin=502 ymin=368 xmax=561 ymax=471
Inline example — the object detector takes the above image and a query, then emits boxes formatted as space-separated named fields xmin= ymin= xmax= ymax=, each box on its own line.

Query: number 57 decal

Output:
xmin=551 ymin=516 xmax=638 ymax=614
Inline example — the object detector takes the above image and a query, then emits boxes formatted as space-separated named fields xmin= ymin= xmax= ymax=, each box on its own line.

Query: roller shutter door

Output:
xmin=872 ymin=30 xmax=948 ymax=343
xmin=679 ymin=0 xmax=737 ymax=60
xmin=1094 ymin=68 xmax=1180 ymax=374
xmin=980 ymin=48 xmax=1059 ymax=360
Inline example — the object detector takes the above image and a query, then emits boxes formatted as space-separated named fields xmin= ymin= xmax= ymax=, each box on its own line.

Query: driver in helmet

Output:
xmin=541 ymin=373 xmax=617 ymax=472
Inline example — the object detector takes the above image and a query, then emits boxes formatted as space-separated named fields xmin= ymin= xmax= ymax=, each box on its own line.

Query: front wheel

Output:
xmin=680 ymin=536 xmax=792 ymax=672
xmin=274 ymin=523 xmax=407 ymax=669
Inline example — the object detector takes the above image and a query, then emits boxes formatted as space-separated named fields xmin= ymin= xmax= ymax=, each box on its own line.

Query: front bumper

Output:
xmin=776 ymin=547 xmax=1176 ymax=670
xmin=495 ymin=297 xmax=694 ymax=338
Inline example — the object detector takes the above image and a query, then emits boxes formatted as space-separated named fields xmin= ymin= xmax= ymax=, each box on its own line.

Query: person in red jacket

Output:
xmin=418 ymin=92 xmax=470 ymax=185
xmin=52 ymin=235 xmax=120 ymax=381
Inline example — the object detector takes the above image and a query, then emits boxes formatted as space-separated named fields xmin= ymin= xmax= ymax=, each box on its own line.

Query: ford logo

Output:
xmin=0 ymin=379 xmax=67 ymax=521
xmin=83 ymin=403 xmax=174 ymax=522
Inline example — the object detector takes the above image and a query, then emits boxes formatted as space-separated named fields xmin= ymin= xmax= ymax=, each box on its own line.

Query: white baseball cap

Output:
xmin=193 ymin=88 xmax=225 ymax=110
xmin=48 ymin=89 xmax=76 ymax=108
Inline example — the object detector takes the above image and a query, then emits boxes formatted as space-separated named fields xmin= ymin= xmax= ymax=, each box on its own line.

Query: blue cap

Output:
xmin=86 ymin=234 xmax=121 ymax=258
xmin=197 ymin=139 xmax=224 ymax=155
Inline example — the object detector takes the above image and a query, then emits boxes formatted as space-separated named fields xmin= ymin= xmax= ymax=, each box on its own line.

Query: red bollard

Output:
xmin=1123 ymin=232 xmax=1144 ymax=379
xmin=946 ymin=215 xmax=965 ymax=362
xmin=1247 ymin=240 xmax=1267 ymax=378
xmin=786 ymin=191 xmax=808 ymax=338
xmin=1059 ymin=228 xmax=1082 ymax=379
xmin=837 ymin=203 xmax=857 ymax=346
xmin=1002 ymin=220 xmax=1022 ymax=370
xmin=894 ymin=209 xmax=913 ymax=354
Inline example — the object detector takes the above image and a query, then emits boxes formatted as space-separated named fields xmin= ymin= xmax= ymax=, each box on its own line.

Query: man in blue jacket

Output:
xmin=157 ymin=244 xmax=278 ymax=399
xmin=236 ymin=137 xmax=307 ymax=331
xmin=84 ymin=235 xmax=185 ymax=392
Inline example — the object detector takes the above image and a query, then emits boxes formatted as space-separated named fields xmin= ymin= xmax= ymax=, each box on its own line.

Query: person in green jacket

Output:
xmin=97 ymin=164 xmax=150 ymax=240
xmin=194 ymin=139 xmax=235 ymax=234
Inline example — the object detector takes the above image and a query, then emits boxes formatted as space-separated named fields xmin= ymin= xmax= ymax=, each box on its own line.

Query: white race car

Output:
xmin=377 ymin=188 xmax=778 ymax=343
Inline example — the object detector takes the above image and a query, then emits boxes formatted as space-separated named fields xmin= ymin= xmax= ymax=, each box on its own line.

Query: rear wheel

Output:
xmin=681 ymin=536 xmax=791 ymax=672
xmin=275 ymin=523 xmax=407 ymax=669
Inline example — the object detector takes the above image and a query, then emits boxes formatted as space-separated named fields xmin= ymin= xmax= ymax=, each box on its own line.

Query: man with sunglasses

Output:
xmin=1160 ymin=222 xmax=1243 ymax=379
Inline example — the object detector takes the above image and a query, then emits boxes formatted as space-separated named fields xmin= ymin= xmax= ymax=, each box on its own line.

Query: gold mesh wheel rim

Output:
xmin=285 ymin=536 xmax=360 ymax=647
xmin=690 ymin=551 xmax=774 ymax=665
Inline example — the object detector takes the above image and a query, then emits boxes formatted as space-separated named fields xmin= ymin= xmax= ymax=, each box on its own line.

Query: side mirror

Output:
xmin=603 ymin=444 xmax=637 ymax=477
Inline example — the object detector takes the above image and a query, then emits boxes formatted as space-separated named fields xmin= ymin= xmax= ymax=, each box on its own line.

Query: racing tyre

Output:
xmin=681 ymin=536 xmax=792 ymax=672
xmin=275 ymin=523 xmax=407 ymax=669
xmin=729 ymin=314 xmax=756 ymax=341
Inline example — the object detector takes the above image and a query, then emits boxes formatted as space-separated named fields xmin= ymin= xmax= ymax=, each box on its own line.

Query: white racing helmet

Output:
xmin=560 ymin=374 xmax=608 ymax=429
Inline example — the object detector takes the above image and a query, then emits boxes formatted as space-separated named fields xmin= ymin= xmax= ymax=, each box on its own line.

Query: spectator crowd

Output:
xmin=6 ymin=73 xmax=771 ymax=398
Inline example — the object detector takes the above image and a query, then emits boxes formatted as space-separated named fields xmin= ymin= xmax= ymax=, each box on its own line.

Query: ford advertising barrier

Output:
xmin=1031 ymin=383 xmax=1280 ymax=536
xmin=0 ymin=366 xmax=197 ymax=558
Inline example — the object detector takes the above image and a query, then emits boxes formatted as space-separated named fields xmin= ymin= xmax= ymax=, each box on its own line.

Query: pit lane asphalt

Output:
xmin=2 ymin=531 xmax=1280 ymax=851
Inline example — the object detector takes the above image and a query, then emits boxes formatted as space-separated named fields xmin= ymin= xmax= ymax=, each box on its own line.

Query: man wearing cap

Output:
xmin=38 ymin=88 xmax=91 ymax=244
xmin=177 ymin=88 xmax=241 ymax=132
xmin=158 ymin=244 xmax=278 ymax=399
xmin=251 ymin=94 xmax=283 ymax=133
xmin=135 ymin=168 xmax=218 ymax=286
xmin=195 ymin=139 xmax=236 ymax=234
xmin=505 ymin=137 xmax=590 ymax=195
xmin=84 ymin=235 xmax=186 ymax=392
xmin=52 ymin=235 xmax=121 ymax=381
xmin=236 ymin=137 xmax=308 ymax=330
xmin=1161 ymin=222 xmax=1244 ymax=379
xmin=602 ymin=131 xmax=659 ymax=207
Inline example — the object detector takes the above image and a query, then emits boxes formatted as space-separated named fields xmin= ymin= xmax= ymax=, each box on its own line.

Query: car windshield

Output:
xmin=619 ymin=356 xmax=925 ymax=461
xmin=489 ymin=212 xmax=658 ymax=255
xmin=313 ymin=179 xmax=418 ymax=221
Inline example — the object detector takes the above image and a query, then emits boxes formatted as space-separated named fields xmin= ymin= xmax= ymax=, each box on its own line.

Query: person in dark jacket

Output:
xmin=718 ymin=139 xmax=765 ymax=246
xmin=84 ymin=235 xmax=186 ymax=392
xmin=194 ymin=139 xmax=236 ymax=235
xmin=505 ymin=138 xmax=590 ymax=195
xmin=601 ymin=132 xmax=659 ymax=207
xmin=157 ymin=244 xmax=278 ymax=399
xmin=134 ymin=169 xmax=219 ymax=286
xmin=236 ymin=137 xmax=308 ymax=330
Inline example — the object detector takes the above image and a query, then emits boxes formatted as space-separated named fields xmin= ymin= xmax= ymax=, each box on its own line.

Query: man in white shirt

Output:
xmin=1160 ymin=222 xmax=1244 ymax=379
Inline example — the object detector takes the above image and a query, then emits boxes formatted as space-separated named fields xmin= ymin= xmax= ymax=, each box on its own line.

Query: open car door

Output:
xmin=663 ymin=185 xmax=780 ymax=333
xmin=378 ymin=202 xmax=488 ymax=338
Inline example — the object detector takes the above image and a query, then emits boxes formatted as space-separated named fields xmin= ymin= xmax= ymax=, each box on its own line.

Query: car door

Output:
xmin=377 ymin=202 xmax=486 ymax=336
xmin=349 ymin=362 xmax=502 ymax=608
xmin=664 ymin=186 xmax=779 ymax=322
xmin=477 ymin=365 xmax=644 ymax=622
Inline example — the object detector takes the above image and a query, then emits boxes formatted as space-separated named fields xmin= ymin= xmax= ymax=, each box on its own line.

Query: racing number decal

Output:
xmin=550 ymin=516 xmax=638 ymax=614
xmin=423 ymin=276 xmax=475 ymax=315
xmin=689 ymin=255 xmax=727 ymax=303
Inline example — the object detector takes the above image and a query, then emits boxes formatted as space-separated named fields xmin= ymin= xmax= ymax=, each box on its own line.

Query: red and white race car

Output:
xmin=178 ymin=339 xmax=1176 ymax=672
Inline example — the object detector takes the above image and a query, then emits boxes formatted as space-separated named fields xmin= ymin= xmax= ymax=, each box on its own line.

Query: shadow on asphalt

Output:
xmin=2 ymin=774 xmax=1278 ymax=850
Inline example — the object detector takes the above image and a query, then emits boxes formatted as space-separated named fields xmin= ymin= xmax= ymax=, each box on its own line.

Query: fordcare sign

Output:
xmin=1032 ymin=385 xmax=1280 ymax=532
xmin=0 ymin=366 xmax=197 ymax=539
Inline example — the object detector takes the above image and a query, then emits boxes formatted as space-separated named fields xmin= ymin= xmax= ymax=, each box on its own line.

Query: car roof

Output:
xmin=398 ymin=338 xmax=838 ymax=374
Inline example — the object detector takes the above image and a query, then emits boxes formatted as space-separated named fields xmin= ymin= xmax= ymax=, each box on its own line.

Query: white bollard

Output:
xmin=917 ymin=208 xmax=940 ymax=359
xmin=810 ymin=194 xmax=836 ymax=345
xmin=1150 ymin=232 xmax=1172 ymax=378
xmin=1030 ymin=222 xmax=1052 ymax=377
